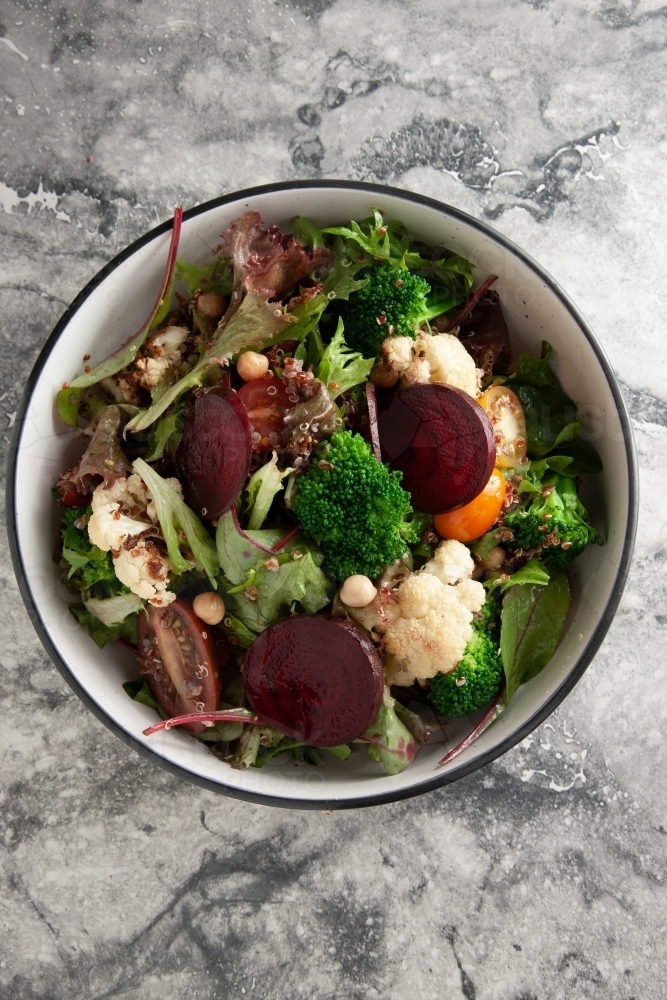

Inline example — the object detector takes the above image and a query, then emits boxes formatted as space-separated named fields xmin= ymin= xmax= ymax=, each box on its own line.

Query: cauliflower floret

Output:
xmin=380 ymin=336 xmax=413 ymax=377
xmin=420 ymin=331 xmax=479 ymax=397
xmin=113 ymin=539 xmax=175 ymax=606
xmin=134 ymin=355 xmax=170 ymax=388
xmin=455 ymin=577 xmax=486 ymax=615
xmin=422 ymin=538 xmax=476 ymax=586
xmin=112 ymin=326 xmax=189 ymax=400
xmin=380 ymin=331 xmax=479 ymax=397
xmin=87 ymin=478 xmax=175 ymax=606
xmin=383 ymin=539 xmax=485 ymax=685
xmin=403 ymin=357 xmax=431 ymax=385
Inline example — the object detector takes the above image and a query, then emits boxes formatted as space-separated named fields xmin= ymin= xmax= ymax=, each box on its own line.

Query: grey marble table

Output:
xmin=1 ymin=1 xmax=666 ymax=997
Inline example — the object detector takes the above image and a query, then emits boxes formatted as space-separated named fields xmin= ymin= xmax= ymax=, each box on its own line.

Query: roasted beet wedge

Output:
xmin=243 ymin=616 xmax=384 ymax=747
xmin=175 ymin=387 xmax=252 ymax=520
xmin=378 ymin=383 xmax=496 ymax=513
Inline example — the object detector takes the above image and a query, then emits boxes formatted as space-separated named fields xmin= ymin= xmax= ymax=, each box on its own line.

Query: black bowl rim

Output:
xmin=6 ymin=179 xmax=639 ymax=810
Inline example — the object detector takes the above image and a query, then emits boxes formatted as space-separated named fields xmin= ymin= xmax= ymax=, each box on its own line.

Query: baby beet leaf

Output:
xmin=500 ymin=568 xmax=570 ymax=705
xmin=486 ymin=559 xmax=550 ymax=594
xmin=358 ymin=704 xmax=416 ymax=775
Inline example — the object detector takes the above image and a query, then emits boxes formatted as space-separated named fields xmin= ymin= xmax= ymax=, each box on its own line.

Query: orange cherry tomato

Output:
xmin=434 ymin=468 xmax=506 ymax=543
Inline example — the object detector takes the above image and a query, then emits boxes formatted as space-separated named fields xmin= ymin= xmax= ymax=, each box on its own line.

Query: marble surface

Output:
xmin=1 ymin=1 xmax=667 ymax=996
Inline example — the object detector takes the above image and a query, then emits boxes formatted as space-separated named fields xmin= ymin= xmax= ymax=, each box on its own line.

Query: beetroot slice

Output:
xmin=243 ymin=616 xmax=384 ymax=747
xmin=175 ymin=387 xmax=252 ymax=520
xmin=378 ymin=383 xmax=496 ymax=514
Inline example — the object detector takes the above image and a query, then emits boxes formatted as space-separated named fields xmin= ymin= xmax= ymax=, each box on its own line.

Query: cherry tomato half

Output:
xmin=59 ymin=487 xmax=90 ymax=507
xmin=237 ymin=375 xmax=295 ymax=451
xmin=137 ymin=598 xmax=222 ymax=733
xmin=434 ymin=468 xmax=506 ymax=543
xmin=478 ymin=385 xmax=527 ymax=469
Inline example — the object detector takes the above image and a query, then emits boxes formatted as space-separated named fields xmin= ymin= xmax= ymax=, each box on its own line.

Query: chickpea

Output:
xmin=479 ymin=545 xmax=506 ymax=571
xmin=192 ymin=591 xmax=226 ymax=625
xmin=236 ymin=350 xmax=270 ymax=381
xmin=340 ymin=574 xmax=377 ymax=608
xmin=196 ymin=293 xmax=226 ymax=319
xmin=369 ymin=361 xmax=399 ymax=389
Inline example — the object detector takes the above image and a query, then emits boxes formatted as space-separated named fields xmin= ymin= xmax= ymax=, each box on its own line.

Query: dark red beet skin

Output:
xmin=378 ymin=383 xmax=496 ymax=514
xmin=175 ymin=388 xmax=252 ymax=520
xmin=243 ymin=616 xmax=384 ymax=747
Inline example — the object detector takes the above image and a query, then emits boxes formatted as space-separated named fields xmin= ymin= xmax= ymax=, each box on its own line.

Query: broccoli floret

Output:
xmin=334 ymin=265 xmax=450 ymax=358
xmin=504 ymin=472 xmax=603 ymax=568
xmin=292 ymin=431 xmax=419 ymax=580
xmin=428 ymin=596 xmax=503 ymax=718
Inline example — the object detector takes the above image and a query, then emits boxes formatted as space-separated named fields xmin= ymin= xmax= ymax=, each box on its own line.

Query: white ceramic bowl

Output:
xmin=7 ymin=181 xmax=638 ymax=808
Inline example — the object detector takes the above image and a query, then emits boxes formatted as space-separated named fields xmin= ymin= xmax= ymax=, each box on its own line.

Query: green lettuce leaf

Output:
xmin=132 ymin=458 xmax=218 ymax=585
xmin=84 ymin=593 xmax=143 ymax=625
xmin=125 ymin=291 xmax=294 ymax=433
xmin=60 ymin=507 xmax=122 ymax=594
xmin=316 ymin=317 xmax=374 ymax=399
xmin=174 ymin=258 xmax=232 ymax=300
xmin=225 ymin=548 xmax=332 ymax=634
xmin=292 ymin=216 xmax=327 ymax=249
xmin=143 ymin=407 xmax=184 ymax=462
xmin=324 ymin=209 xmax=410 ymax=265
xmin=216 ymin=507 xmax=281 ymax=586
xmin=71 ymin=606 xmax=138 ymax=648
xmin=244 ymin=452 xmax=293 ymax=530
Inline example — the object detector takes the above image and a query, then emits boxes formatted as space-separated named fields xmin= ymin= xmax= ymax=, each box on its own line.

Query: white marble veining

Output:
xmin=1 ymin=1 xmax=666 ymax=997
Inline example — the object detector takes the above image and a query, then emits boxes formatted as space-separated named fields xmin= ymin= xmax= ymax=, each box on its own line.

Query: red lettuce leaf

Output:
xmin=218 ymin=211 xmax=334 ymax=299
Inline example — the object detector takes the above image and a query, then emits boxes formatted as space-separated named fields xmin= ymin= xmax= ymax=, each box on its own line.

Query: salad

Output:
xmin=54 ymin=206 xmax=603 ymax=776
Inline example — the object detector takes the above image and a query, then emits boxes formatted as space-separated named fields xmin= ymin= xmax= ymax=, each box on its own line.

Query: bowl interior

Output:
xmin=11 ymin=184 xmax=634 ymax=806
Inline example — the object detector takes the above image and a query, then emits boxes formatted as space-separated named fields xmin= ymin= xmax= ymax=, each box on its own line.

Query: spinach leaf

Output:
xmin=122 ymin=680 xmax=166 ymax=716
xmin=546 ymin=442 xmax=603 ymax=476
xmin=500 ymin=569 xmax=570 ymax=704
xmin=511 ymin=385 xmax=580 ymax=457
xmin=509 ymin=341 xmax=559 ymax=388
xmin=507 ymin=342 xmax=581 ymax=458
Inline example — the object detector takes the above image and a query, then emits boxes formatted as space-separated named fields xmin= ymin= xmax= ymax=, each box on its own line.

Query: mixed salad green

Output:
xmin=54 ymin=206 xmax=603 ymax=776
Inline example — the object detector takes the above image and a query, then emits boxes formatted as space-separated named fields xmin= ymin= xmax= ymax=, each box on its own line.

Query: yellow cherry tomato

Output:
xmin=478 ymin=385 xmax=528 ymax=469
xmin=434 ymin=468 xmax=506 ymax=543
